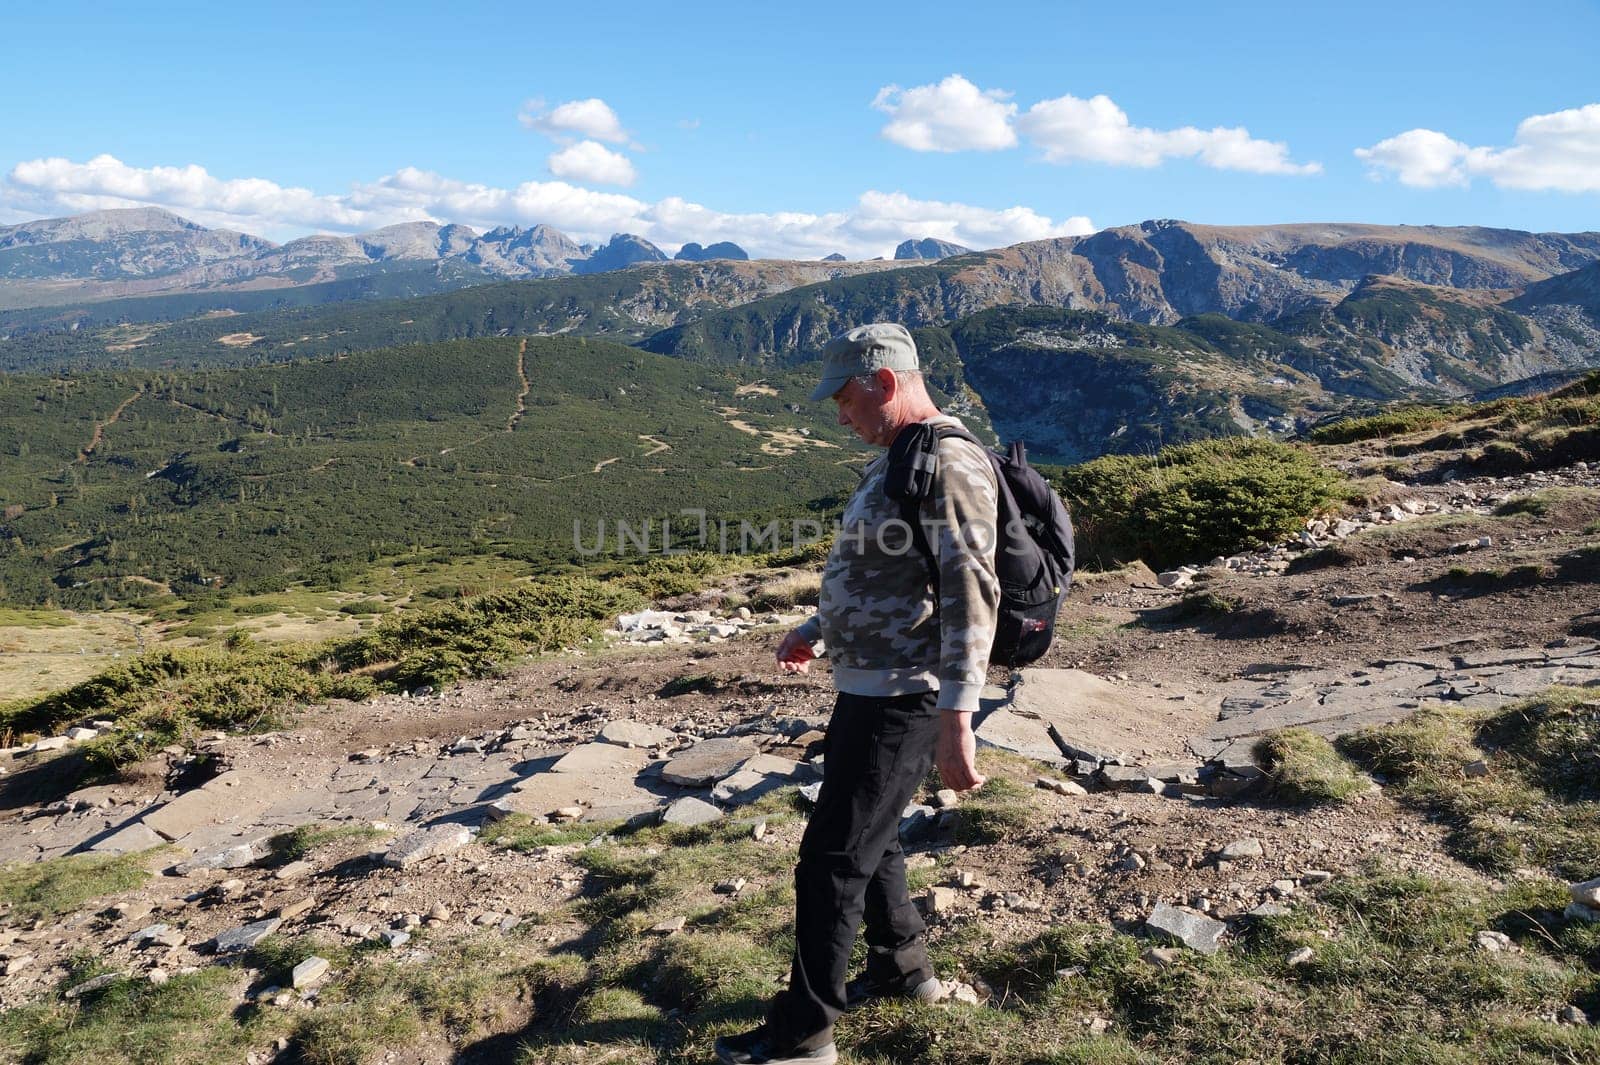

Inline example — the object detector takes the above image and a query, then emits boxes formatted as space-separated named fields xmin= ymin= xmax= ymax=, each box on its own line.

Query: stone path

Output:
xmin=1192 ymin=638 xmax=1600 ymax=764
xmin=0 ymin=710 xmax=826 ymax=868
xmin=977 ymin=639 xmax=1600 ymax=797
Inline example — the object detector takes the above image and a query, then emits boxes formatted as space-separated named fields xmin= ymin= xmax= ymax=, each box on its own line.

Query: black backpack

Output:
xmin=886 ymin=423 xmax=1076 ymax=668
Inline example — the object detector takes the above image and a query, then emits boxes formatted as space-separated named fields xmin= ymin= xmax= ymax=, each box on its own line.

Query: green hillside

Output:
xmin=0 ymin=262 xmax=493 ymax=339
xmin=0 ymin=336 xmax=873 ymax=608
xmin=0 ymin=266 xmax=737 ymax=373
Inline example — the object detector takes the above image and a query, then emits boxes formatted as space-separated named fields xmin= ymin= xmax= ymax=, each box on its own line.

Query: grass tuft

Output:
xmin=1341 ymin=688 xmax=1600 ymax=879
xmin=1254 ymin=728 xmax=1371 ymax=804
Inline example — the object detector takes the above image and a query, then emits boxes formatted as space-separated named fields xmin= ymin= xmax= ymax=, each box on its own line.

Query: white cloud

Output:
xmin=1356 ymin=104 xmax=1600 ymax=192
xmin=2 ymin=154 xmax=1095 ymax=259
xmin=518 ymin=97 xmax=629 ymax=144
xmin=1353 ymin=129 xmax=1472 ymax=188
xmin=872 ymin=75 xmax=1019 ymax=152
xmin=869 ymin=76 xmax=1318 ymax=176
xmin=547 ymin=140 xmax=637 ymax=187
xmin=5 ymin=153 xmax=367 ymax=232
xmin=1017 ymin=93 xmax=1321 ymax=175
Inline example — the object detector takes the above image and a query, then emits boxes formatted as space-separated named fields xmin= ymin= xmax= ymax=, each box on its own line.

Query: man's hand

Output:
xmin=775 ymin=628 xmax=816 ymax=675
xmin=934 ymin=710 xmax=986 ymax=792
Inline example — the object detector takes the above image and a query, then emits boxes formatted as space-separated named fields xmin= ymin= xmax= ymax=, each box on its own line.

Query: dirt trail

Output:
xmin=506 ymin=339 xmax=530 ymax=432
xmin=421 ymin=341 xmax=534 ymax=464
xmin=76 ymin=387 xmax=145 ymax=464
xmin=165 ymin=395 xmax=279 ymax=437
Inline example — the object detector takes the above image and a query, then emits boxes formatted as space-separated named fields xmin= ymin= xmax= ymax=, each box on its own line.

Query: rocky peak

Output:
xmin=464 ymin=223 xmax=588 ymax=277
xmin=894 ymin=237 xmax=972 ymax=261
xmin=674 ymin=241 xmax=749 ymax=262
xmin=357 ymin=221 xmax=479 ymax=262
xmin=0 ymin=207 xmax=217 ymax=248
xmin=576 ymin=233 xmax=668 ymax=274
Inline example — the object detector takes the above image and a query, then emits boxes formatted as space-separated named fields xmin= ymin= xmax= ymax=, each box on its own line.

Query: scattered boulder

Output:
xmin=661 ymin=738 xmax=758 ymax=787
xmin=1570 ymin=878 xmax=1600 ymax=908
xmin=1144 ymin=903 xmax=1227 ymax=955
xmin=130 ymin=924 xmax=185 ymax=949
xmin=649 ymin=915 xmax=687 ymax=936
xmin=291 ymin=956 xmax=330 ymax=989
xmin=660 ymin=796 xmax=723 ymax=827
xmin=382 ymin=824 xmax=472 ymax=869
xmin=1036 ymin=776 xmax=1088 ymax=797
xmin=173 ymin=838 xmax=271 ymax=874
xmin=1286 ymin=947 xmax=1315 ymax=966
xmin=212 ymin=917 xmax=282 ymax=955
xmin=1218 ymin=839 xmax=1265 ymax=861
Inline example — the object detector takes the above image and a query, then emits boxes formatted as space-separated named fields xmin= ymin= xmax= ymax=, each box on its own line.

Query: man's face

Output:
xmin=831 ymin=374 xmax=896 ymax=447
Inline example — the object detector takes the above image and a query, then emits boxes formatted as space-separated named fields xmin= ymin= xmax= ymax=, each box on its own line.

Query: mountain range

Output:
xmin=0 ymin=208 xmax=763 ymax=310
xmin=2 ymin=210 xmax=1599 ymax=463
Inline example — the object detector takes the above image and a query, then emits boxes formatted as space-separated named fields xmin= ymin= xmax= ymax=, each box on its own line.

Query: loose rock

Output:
xmin=1218 ymin=838 xmax=1264 ymax=861
xmin=1144 ymin=903 xmax=1227 ymax=955
xmin=212 ymin=917 xmax=282 ymax=955
xmin=382 ymin=824 xmax=472 ymax=869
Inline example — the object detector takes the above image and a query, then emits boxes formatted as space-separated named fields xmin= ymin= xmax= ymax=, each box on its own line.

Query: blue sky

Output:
xmin=2 ymin=0 xmax=1596 ymax=257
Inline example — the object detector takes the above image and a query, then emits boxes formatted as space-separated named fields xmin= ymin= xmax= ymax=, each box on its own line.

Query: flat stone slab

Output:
xmin=507 ymin=772 xmax=663 ymax=820
xmin=382 ymin=824 xmax=471 ymax=869
xmin=550 ymin=743 xmax=651 ymax=776
xmin=660 ymin=738 xmax=759 ymax=787
xmin=1193 ymin=642 xmax=1600 ymax=761
xmin=212 ymin=917 xmax=282 ymax=955
xmin=172 ymin=837 xmax=271 ymax=873
xmin=1144 ymin=903 xmax=1227 ymax=955
xmin=84 ymin=822 xmax=167 ymax=856
xmin=661 ymin=796 xmax=722 ymax=827
xmin=740 ymin=753 xmax=808 ymax=779
xmin=139 ymin=771 xmax=278 ymax=843
xmin=598 ymin=721 xmax=676 ymax=749
xmin=581 ymin=802 xmax=663 ymax=826
xmin=977 ymin=670 xmax=1171 ymax=764
xmin=711 ymin=768 xmax=786 ymax=806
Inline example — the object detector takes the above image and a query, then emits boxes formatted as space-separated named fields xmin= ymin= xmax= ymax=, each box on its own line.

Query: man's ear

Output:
xmin=875 ymin=366 xmax=898 ymax=398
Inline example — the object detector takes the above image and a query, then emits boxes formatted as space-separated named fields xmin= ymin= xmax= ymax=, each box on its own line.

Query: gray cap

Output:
xmin=809 ymin=323 xmax=920 ymax=402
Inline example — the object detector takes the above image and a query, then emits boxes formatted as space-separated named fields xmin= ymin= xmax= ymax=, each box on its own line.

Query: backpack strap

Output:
xmin=889 ymin=423 xmax=987 ymax=607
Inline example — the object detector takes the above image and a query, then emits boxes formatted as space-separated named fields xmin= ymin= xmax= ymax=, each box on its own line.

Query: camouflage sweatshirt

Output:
xmin=795 ymin=414 xmax=1000 ymax=712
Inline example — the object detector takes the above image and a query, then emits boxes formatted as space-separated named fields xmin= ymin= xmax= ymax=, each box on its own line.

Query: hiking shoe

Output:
xmin=714 ymin=1027 xmax=837 ymax=1065
xmin=844 ymin=973 xmax=947 ymax=1010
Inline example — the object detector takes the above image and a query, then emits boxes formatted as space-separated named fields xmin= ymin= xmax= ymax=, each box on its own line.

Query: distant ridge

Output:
xmin=0 ymin=209 xmax=767 ymax=310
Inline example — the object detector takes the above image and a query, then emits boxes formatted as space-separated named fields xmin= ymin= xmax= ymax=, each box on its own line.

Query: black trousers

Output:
xmin=767 ymin=688 xmax=940 ymax=1047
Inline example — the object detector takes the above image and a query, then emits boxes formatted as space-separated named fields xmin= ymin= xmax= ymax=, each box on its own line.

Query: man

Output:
xmin=716 ymin=323 xmax=1001 ymax=1065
